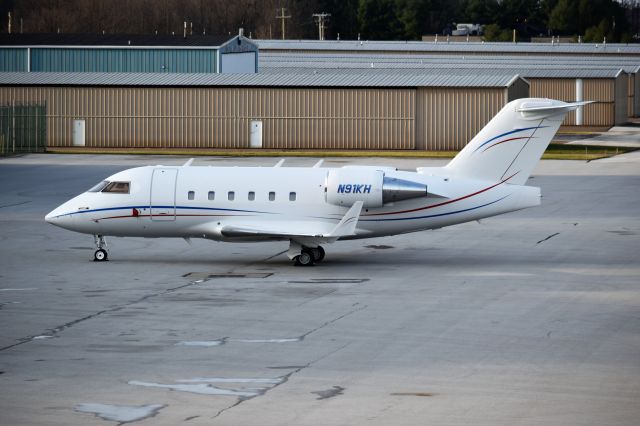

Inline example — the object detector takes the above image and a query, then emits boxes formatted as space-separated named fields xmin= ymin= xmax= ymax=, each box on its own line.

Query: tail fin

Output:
xmin=446 ymin=98 xmax=590 ymax=185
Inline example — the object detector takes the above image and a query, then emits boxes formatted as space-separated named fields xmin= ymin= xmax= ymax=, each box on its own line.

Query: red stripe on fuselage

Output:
xmin=362 ymin=171 xmax=519 ymax=217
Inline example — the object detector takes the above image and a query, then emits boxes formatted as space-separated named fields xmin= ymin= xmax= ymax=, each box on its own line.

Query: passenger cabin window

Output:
xmin=208 ymin=191 xmax=215 ymax=200
xmin=187 ymin=191 xmax=195 ymax=200
xmin=248 ymin=191 xmax=255 ymax=201
xmin=269 ymin=191 xmax=276 ymax=201
xmin=228 ymin=191 xmax=235 ymax=201
xmin=88 ymin=181 xmax=109 ymax=192
xmin=102 ymin=181 xmax=130 ymax=194
xmin=289 ymin=192 xmax=296 ymax=201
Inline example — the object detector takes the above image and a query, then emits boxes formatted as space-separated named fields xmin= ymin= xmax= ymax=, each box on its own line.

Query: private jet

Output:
xmin=46 ymin=98 xmax=586 ymax=265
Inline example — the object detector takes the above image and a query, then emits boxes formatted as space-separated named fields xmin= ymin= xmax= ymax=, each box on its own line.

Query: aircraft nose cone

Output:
xmin=45 ymin=210 xmax=58 ymax=224
xmin=45 ymin=205 xmax=68 ymax=225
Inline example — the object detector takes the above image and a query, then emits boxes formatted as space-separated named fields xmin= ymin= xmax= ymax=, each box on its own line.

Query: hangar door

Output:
xmin=220 ymin=52 xmax=256 ymax=73
xmin=150 ymin=168 xmax=177 ymax=221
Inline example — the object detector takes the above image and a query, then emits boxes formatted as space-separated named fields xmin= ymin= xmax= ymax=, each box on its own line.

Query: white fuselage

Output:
xmin=44 ymin=98 xmax=583 ymax=264
xmin=45 ymin=165 xmax=540 ymax=242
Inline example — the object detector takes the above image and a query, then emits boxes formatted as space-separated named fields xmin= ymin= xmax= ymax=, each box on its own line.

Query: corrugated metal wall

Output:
xmin=0 ymin=48 xmax=27 ymax=72
xmin=254 ymin=88 xmax=414 ymax=149
xmin=415 ymin=88 xmax=506 ymax=150
xmin=0 ymin=86 xmax=415 ymax=149
xmin=30 ymin=48 xmax=217 ymax=73
xmin=583 ymin=78 xmax=617 ymax=126
xmin=529 ymin=78 xmax=577 ymax=125
xmin=529 ymin=77 xmax=625 ymax=126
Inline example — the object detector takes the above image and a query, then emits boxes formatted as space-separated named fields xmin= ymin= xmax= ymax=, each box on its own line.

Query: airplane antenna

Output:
xmin=183 ymin=158 xmax=195 ymax=167
xmin=274 ymin=159 xmax=285 ymax=167
xmin=312 ymin=159 xmax=324 ymax=168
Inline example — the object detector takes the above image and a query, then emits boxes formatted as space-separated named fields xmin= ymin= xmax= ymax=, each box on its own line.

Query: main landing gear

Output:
xmin=289 ymin=241 xmax=325 ymax=266
xmin=93 ymin=234 xmax=108 ymax=262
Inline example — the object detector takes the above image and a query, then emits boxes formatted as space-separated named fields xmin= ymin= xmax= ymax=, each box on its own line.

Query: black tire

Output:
xmin=294 ymin=250 xmax=314 ymax=266
xmin=94 ymin=249 xmax=108 ymax=261
xmin=311 ymin=246 xmax=325 ymax=262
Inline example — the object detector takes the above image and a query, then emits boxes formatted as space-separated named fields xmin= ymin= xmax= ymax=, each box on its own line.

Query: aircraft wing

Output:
xmin=220 ymin=201 xmax=364 ymax=240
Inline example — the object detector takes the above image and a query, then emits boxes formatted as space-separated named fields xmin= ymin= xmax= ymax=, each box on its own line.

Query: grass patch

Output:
xmin=45 ymin=147 xmax=459 ymax=158
xmin=45 ymin=144 xmax=635 ymax=161
xmin=542 ymin=144 xmax=636 ymax=160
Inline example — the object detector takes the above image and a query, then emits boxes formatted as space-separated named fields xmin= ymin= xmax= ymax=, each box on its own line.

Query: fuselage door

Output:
xmin=150 ymin=168 xmax=177 ymax=221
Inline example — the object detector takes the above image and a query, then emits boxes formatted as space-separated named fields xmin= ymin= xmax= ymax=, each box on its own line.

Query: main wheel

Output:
xmin=312 ymin=246 xmax=325 ymax=262
xmin=294 ymin=250 xmax=314 ymax=266
xmin=94 ymin=249 xmax=108 ymax=262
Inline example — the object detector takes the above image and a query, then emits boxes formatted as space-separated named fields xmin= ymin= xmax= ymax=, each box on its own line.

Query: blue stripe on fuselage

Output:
xmin=51 ymin=205 xmax=275 ymax=218
xmin=358 ymin=195 xmax=510 ymax=222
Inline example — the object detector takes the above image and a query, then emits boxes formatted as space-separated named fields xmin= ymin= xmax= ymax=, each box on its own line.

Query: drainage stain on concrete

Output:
xmin=233 ymin=338 xmax=301 ymax=343
xmin=74 ymin=403 xmax=166 ymax=423
xmin=183 ymin=272 xmax=273 ymax=279
xmin=287 ymin=278 xmax=369 ymax=284
xmin=391 ymin=392 xmax=436 ymax=397
xmin=175 ymin=340 xmax=227 ymax=347
xmin=607 ymin=230 xmax=636 ymax=236
xmin=175 ymin=337 xmax=302 ymax=347
xmin=312 ymin=386 xmax=345 ymax=400
xmin=365 ymin=245 xmax=395 ymax=249
xmin=129 ymin=376 xmax=285 ymax=400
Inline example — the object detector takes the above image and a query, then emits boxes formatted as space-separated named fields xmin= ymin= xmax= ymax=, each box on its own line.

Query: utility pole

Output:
xmin=313 ymin=12 xmax=330 ymax=40
xmin=276 ymin=7 xmax=291 ymax=40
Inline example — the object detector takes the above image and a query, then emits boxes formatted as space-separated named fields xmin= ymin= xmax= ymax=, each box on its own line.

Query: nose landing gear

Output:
xmin=93 ymin=235 xmax=108 ymax=261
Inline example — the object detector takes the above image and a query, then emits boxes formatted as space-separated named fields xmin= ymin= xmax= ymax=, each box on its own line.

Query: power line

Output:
xmin=312 ymin=12 xmax=331 ymax=41
xmin=275 ymin=7 xmax=291 ymax=40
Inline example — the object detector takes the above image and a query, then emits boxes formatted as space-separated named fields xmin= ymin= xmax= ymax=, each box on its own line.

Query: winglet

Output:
xmin=327 ymin=201 xmax=363 ymax=237
xmin=183 ymin=158 xmax=195 ymax=167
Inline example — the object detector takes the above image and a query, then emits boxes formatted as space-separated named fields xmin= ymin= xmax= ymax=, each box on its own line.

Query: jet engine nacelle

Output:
xmin=325 ymin=168 xmax=428 ymax=208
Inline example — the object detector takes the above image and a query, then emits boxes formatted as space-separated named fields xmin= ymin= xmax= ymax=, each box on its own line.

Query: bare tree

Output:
xmin=6 ymin=0 xmax=319 ymax=37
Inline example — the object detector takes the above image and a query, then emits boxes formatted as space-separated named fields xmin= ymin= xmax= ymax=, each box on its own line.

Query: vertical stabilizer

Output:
xmin=446 ymin=98 xmax=589 ymax=185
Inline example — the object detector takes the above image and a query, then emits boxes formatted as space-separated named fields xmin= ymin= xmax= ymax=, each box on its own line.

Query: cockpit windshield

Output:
xmin=87 ymin=181 xmax=130 ymax=194
xmin=102 ymin=182 xmax=130 ymax=193
xmin=88 ymin=181 xmax=109 ymax=192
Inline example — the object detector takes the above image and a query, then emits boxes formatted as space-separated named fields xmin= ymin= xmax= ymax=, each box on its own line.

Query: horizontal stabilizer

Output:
xmin=516 ymin=100 xmax=593 ymax=119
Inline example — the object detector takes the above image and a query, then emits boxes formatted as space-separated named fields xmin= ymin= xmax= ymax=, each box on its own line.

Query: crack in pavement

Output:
xmin=211 ymin=304 xmax=366 ymax=420
xmin=537 ymin=232 xmax=560 ymax=244
xmin=0 ymin=248 xmax=286 ymax=352
xmin=0 ymin=278 xmax=207 ymax=352
xmin=0 ymin=201 xmax=31 ymax=209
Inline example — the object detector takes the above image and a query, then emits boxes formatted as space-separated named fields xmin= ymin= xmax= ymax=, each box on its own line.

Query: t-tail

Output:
xmin=446 ymin=98 xmax=591 ymax=185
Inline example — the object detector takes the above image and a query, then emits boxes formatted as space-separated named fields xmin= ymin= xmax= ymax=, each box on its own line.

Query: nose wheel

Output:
xmin=94 ymin=248 xmax=108 ymax=261
xmin=93 ymin=235 xmax=109 ymax=262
